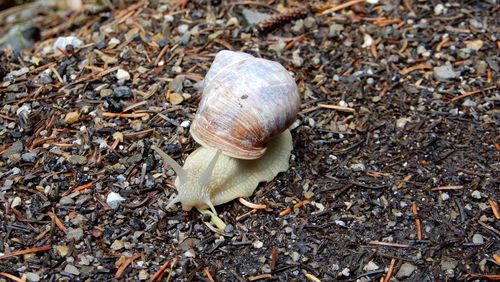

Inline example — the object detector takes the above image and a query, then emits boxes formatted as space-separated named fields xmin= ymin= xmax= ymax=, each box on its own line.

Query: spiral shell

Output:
xmin=190 ymin=50 xmax=300 ymax=159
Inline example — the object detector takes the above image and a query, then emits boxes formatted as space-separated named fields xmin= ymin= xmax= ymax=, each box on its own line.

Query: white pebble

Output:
xmin=53 ymin=36 xmax=83 ymax=54
xmin=180 ymin=120 xmax=190 ymax=128
xmin=440 ymin=192 xmax=450 ymax=201
xmin=106 ymin=192 xmax=126 ymax=209
xmin=471 ymin=190 xmax=481 ymax=199
xmin=116 ymin=69 xmax=130 ymax=81
xmin=252 ymin=240 xmax=263 ymax=249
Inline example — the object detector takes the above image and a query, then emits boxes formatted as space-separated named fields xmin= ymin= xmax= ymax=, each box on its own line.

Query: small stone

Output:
xmin=180 ymin=120 xmax=190 ymax=128
xmin=2 ymin=141 xmax=23 ymax=160
xmin=176 ymin=24 xmax=189 ymax=34
xmin=113 ymin=86 xmax=132 ymax=98
xmin=110 ymin=240 xmax=124 ymax=251
xmin=64 ymin=112 xmax=80 ymax=124
xmin=466 ymin=40 xmax=483 ymax=51
xmin=64 ymin=264 xmax=80 ymax=276
xmin=131 ymin=120 xmax=142 ymax=131
xmin=100 ymin=89 xmax=113 ymax=98
xmin=471 ymin=190 xmax=481 ymax=199
xmin=292 ymin=50 xmax=303 ymax=67
xmin=11 ymin=196 xmax=22 ymax=208
xmin=21 ymin=152 xmax=36 ymax=163
xmin=25 ymin=272 xmax=40 ymax=282
xmin=304 ymin=191 xmax=314 ymax=199
xmin=363 ymin=261 xmax=379 ymax=271
xmin=168 ymin=93 xmax=184 ymax=105
xmin=66 ymin=227 xmax=84 ymax=241
xmin=291 ymin=251 xmax=300 ymax=262
xmin=56 ymin=245 xmax=70 ymax=257
xmin=475 ymin=61 xmax=488 ymax=74
xmin=59 ymin=196 xmax=75 ymax=205
xmin=440 ymin=192 xmax=450 ymax=201
xmin=224 ymin=224 xmax=234 ymax=233
xmin=253 ymin=240 xmax=263 ymax=249
xmin=472 ymin=233 xmax=484 ymax=244
xmin=291 ymin=19 xmax=304 ymax=34
xmin=168 ymin=77 xmax=184 ymax=92
xmin=396 ymin=263 xmax=416 ymax=279
xmin=138 ymin=270 xmax=149 ymax=280
xmin=341 ymin=268 xmax=350 ymax=276
xmin=107 ymin=192 xmax=126 ymax=209
xmin=434 ymin=64 xmax=458 ymax=80
xmin=242 ymin=8 xmax=270 ymax=25
xmin=116 ymin=69 xmax=130 ymax=81
xmin=441 ymin=258 xmax=457 ymax=271
xmin=53 ymin=36 xmax=83 ymax=55
xmin=109 ymin=37 xmax=120 ymax=46
xmin=303 ymin=17 xmax=316 ymax=28
xmin=434 ymin=4 xmax=445 ymax=15
xmin=68 ymin=155 xmax=87 ymax=165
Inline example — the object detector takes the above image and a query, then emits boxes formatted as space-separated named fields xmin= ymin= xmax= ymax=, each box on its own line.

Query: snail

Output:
xmin=152 ymin=50 xmax=300 ymax=214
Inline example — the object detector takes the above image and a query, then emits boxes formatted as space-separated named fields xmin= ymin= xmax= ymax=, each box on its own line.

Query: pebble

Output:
xmin=242 ymin=8 xmax=270 ymax=25
xmin=64 ymin=112 xmax=80 ymax=124
xmin=168 ymin=76 xmax=184 ymax=92
xmin=2 ymin=141 xmax=23 ymax=159
xmin=168 ymin=93 xmax=184 ymax=105
xmin=433 ymin=64 xmax=458 ymax=80
xmin=465 ymin=40 xmax=483 ymax=51
xmin=291 ymin=19 xmax=304 ymax=34
xmin=111 ymin=239 xmax=124 ymax=251
xmin=53 ymin=36 xmax=83 ymax=55
xmin=303 ymin=17 xmax=316 ymax=28
xmin=59 ymin=196 xmax=75 ymax=205
xmin=434 ymin=4 xmax=445 ymax=15
xmin=109 ymin=37 xmax=120 ymax=46
xmin=10 ymin=196 xmax=21 ymax=208
xmin=291 ymin=251 xmax=300 ymax=262
xmin=472 ymin=233 xmax=484 ymax=244
xmin=113 ymin=86 xmax=132 ymax=98
xmin=21 ymin=152 xmax=37 ymax=163
xmin=67 ymin=155 xmax=87 ymax=165
xmin=471 ymin=190 xmax=481 ymax=199
xmin=66 ymin=227 xmax=84 ymax=241
xmin=252 ymin=240 xmax=263 ymax=249
xmin=396 ymin=263 xmax=416 ymax=279
xmin=116 ymin=69 xmax=130 ymax=81
xmin=176 ymin=24 xmax=189 ymax=34
xmin=107 ymin=192 xmax=126 ymax=208
xmin=25 ymin=272 xmax=40 ymax=281
xmin=224 ymin=224 xmax=234 ymax=233
xmin=440 ymin=192 xmax=450 ymax=201
xmin=363 ymin=261 xmax=379 ymax=271
xmin=396 ymin=117 xmax=410 ymax=128
xmin=56 ymin=245 xmax=70 ymax=257
xmin=100 ymin=89 xmax=113 ymax=98
xmin=475 ymin=61 xmax=488 ymax=73
xmin=341 ymin=268 xmax=350 ymax=276
xmin=138 ymin=270 xmax=149 ymax=280
xmin=63 ymin=264 xmax=80 ymax=276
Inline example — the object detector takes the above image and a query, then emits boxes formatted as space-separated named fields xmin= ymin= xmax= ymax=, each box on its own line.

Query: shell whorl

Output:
xmin=191 ymin=50 xmax=300 ymax=159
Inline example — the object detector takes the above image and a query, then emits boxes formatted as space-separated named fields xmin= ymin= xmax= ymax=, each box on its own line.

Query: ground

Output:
xmin=0 ymin=0 xmax=499 ymax=281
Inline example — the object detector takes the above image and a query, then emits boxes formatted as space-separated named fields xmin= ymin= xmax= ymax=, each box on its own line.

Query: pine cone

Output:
xmin=259 ymin=6 xmax=310 ymax=33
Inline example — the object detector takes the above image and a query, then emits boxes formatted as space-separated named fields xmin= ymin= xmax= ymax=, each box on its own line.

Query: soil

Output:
xmin=0 ymin=1 xmax=499 ymax=281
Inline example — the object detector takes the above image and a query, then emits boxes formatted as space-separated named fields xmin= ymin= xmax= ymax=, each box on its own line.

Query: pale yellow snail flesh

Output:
xmin=153 ymin=50 xmax=300 ymax=213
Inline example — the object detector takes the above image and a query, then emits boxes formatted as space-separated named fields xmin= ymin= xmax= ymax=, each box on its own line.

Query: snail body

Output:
xmin=153 ymin=50 xmax=300 ymax=213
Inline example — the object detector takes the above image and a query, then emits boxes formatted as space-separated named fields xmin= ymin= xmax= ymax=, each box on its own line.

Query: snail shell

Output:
xmin=190 ymin=50 xmax=301 ymax=160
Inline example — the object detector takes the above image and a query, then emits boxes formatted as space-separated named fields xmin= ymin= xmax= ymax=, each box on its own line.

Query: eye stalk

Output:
xmin=151 ymin=145 xmax=220 ymax=214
